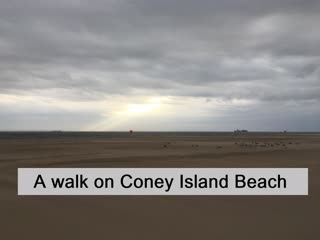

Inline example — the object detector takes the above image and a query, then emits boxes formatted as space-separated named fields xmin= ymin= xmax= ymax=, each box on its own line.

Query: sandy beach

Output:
xmin=0 ymin=132 xmax=319 ymax=239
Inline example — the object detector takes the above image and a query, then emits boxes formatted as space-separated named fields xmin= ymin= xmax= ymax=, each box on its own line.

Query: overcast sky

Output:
xmin=0 ymin=0 xmax=319 ymax=131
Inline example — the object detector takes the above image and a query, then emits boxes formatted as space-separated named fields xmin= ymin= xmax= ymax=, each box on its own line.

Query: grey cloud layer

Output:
xmin=0 ymin=0 xmax=320 ymax=101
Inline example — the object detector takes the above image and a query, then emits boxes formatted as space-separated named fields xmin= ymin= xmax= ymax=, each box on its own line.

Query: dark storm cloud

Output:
xmin=0 ymin=0 xmax=319 ymax=101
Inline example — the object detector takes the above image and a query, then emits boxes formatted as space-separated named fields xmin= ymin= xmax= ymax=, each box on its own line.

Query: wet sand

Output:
xmin=0 ymin=133 xmax=319 ymax=239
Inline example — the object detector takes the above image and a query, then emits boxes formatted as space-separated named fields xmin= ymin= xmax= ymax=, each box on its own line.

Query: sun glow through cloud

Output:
xmin=126 ymin=97 xmax=162 ymax=115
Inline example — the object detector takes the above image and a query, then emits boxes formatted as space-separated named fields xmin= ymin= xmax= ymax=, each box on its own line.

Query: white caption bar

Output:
xmin=18 ymin=168 xmax=308 ymax=196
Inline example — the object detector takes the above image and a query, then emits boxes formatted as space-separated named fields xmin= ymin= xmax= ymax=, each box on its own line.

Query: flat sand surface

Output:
xmin=0 ymin=133 xmax=319 ymax=239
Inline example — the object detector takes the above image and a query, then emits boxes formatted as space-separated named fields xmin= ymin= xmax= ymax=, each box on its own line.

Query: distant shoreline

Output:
xmin=0 ymin=131 xmax=319 ymax=139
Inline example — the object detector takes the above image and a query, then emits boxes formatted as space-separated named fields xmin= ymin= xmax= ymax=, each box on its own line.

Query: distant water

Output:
xmin=0 ymin=131 xmax=319 ymax=139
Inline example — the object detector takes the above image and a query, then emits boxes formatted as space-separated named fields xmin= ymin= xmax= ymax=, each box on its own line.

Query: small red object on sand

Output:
xmin=129 ymin=130 xmax=133 ymax=134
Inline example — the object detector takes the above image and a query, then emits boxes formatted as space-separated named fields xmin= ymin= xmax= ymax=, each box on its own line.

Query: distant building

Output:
xmin=234 ymin=129 xmax=248 ymax=133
